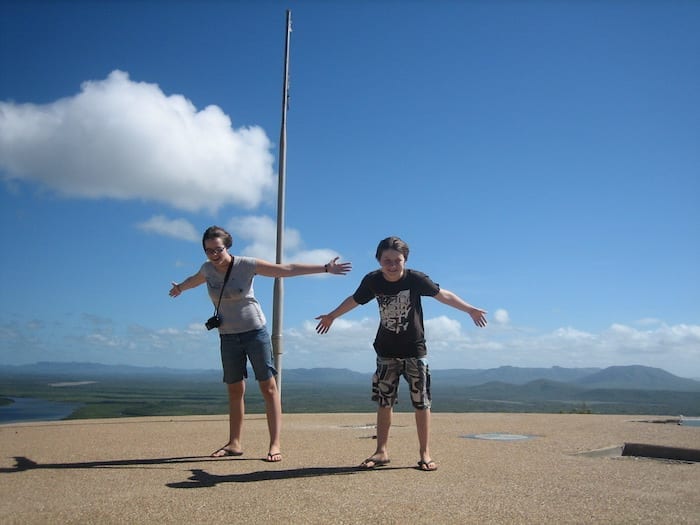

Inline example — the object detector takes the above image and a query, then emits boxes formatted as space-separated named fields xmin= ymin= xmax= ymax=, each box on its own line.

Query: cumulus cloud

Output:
xmin=2 ymin=311 xmax=700 ymax=377
xmin=284 ymin=318 xmax=378 ymax=370
xmin=0 ymin=70 xmax=275 ymax=212
xmin=227 ymin=214 xmax=343 ymax=264
xmin=137 ymin=213 xmax=346 ymax=267
xmin=283 ymin=315 xmax=700 ymax=377
xmin=483 ymin=321 xmax=699 ymax=374
xmin=137 ymin=215 xmax=200 ymax=242
xmin=493 ymin=308 xmax=510 ymax=325
xmin=425 ymin=315 xmax=463 ymax=338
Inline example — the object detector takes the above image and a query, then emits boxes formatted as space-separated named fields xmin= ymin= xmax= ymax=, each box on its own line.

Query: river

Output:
xmin=0 ymin=397 xmax=82 ymax=424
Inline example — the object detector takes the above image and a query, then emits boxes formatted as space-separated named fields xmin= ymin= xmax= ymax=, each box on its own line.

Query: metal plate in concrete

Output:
xmin=461 ymin=433 xmax=536 ymax=441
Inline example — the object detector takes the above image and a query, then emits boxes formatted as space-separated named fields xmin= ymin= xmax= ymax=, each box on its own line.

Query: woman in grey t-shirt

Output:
xmin=170 ymin=226 xmax=351 ymax=462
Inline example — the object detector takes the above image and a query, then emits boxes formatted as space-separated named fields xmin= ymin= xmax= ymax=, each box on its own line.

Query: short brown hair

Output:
xmin=375 ymin=236 xmax=409 ymax=261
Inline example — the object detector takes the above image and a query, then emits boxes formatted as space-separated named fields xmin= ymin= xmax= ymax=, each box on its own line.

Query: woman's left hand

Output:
xmin=325 ymin=257 xmax=352 ymax=275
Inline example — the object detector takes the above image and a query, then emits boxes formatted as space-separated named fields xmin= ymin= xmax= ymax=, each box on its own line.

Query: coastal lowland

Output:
xmin=2 ymin=362 xmax=699 ymax=421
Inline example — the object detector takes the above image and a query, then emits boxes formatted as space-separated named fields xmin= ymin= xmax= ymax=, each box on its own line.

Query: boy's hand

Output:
xmin=169 ymin=282 xmax=182 ymax=298
xmin=315 ymin=314 xmax=334 ymax=334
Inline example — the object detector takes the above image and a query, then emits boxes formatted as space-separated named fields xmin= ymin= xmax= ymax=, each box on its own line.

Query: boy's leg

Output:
xmin=405 ymin=357 xmax=437 ymax=470
xmin=258 ymin=376 xmax=282 ymax=461
xmin=360 ymin=405 xmax=392 ymax=467
xmin=362 ymin=358 xmax=401 ymax=467
xmin=415 ymin=407 xmax=436 ymax=469
xmin=375 ymin=405 xmax=393 ymax=457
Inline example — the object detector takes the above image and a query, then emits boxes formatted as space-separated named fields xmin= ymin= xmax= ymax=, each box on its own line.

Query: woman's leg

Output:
xmin=227 ymin=380 xmax=245 ymax=450
xmin=211 ymin=380 xmax=245 ymax=457
xmin=258 ymin=376 xmax=282 ymax=461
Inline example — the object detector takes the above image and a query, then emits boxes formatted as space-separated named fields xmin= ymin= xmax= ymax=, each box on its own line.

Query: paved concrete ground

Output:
xmin=1 ymin=413 xmax=698 ymax=524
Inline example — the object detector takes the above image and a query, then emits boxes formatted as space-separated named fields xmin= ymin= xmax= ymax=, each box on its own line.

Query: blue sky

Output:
xmin=1 ymin=1 xmax=698 ymax=377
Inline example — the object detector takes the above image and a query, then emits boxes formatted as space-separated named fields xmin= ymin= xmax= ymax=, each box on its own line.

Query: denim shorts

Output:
xmin=371 ymin=356 xmax=432 ymax=409
xmin=219 ymin=327 xmax=277 ymax=384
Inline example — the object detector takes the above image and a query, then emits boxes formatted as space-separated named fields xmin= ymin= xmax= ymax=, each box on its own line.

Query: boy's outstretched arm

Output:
xmin=433 ymin=289 xmax=488 ymax=327
xmin=315 ymin=296 xmax=359 ymax=334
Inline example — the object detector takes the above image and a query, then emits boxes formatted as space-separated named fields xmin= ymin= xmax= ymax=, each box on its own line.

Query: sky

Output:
xmin=1 ymin=1 xmax=698 ymax=378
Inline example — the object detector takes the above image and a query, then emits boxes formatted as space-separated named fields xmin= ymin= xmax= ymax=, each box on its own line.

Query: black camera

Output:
xmin=205 ymin=315 xmax=221 ymax=330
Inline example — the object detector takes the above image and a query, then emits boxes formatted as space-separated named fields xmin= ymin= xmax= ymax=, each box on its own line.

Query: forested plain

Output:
xmin=2 ymin=364 xmax=699 ymax=419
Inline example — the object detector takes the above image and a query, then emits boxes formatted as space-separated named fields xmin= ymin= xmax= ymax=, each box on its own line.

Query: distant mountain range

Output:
xmin=2 ymin=362 xmax=699 ymax=392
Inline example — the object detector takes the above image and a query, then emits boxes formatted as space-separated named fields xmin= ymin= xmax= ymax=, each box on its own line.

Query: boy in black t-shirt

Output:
xmin=316 ymin=236 xmax=487 ymax=471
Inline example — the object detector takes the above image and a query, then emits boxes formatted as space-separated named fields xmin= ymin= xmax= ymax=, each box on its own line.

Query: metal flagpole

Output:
xmin=272 ymin=9 xmax=292 ymax=393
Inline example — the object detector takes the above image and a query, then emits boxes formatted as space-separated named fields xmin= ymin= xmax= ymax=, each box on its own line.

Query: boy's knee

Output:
xmin=372 ymin=393 xmax=397 ymax=408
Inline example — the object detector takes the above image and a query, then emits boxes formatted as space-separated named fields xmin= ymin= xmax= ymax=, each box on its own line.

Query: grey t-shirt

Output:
xmin=200 ymin=256 xmax=266 ymax=334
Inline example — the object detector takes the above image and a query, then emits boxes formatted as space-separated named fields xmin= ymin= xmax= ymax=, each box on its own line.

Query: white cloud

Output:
xmin=493 ymin=308 xmax=510 ymax=325
xmin=282 ymin=318 xmax=378 ymax=370
xmin=0 ymin=70 xmax=275 ymax=213
xmin=425 ymin=316 xmax=462 ymax=339
xmin=137 ymin=215 xmax=200 ymax=242
xmin=2 ymin=310 xmax=699 ymax=378
xmin=603 ymin=322 xmax=700 ymax=355
xmin=228 ymin=214 xmax=342 ymax=264
xmin=282 ymin=316 xmax=700 ymax=378
xmin=141 ymin=213 xmax=347 ymax=271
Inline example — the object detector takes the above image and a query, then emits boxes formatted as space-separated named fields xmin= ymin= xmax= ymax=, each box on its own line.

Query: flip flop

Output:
xmin=417 ymin=459 xmax=438 ymax=471
xmin=265 ymin=452 xmax=283 ymax=462
xmin=210 ymin=447 xmax=243 ymax=458
xmin=359 ymin=457 xmax=390 ymax=469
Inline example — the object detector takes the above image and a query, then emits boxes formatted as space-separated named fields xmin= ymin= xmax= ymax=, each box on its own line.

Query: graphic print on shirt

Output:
xmin=378 ymin=290 xmax=411 ymax=334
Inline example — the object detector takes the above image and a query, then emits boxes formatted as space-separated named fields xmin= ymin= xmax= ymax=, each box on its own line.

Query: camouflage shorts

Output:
xmin=371 ymin=357 xmax=431 ymax=409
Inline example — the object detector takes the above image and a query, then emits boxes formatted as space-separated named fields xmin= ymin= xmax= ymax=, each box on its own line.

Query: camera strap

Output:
xmin=214 ymin=259 xmax=234 ymax=316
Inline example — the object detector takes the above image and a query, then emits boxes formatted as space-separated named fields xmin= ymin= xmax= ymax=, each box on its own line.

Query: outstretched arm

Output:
xmin=255 ymin=256 xmax=351 ymax=278
xmin=169 ymin=272 xmax=206 ymax=298
xmin=315 ymin=296 xmax=359 ymax=334
xmin=433 ymin=289 xmax=488 ymax=327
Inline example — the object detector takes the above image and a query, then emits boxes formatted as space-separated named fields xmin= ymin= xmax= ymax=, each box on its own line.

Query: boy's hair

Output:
xmin=202 ymin=226 xmax=233 ymax=250
xmin=375 ymin=236 xmax=410 ymax=261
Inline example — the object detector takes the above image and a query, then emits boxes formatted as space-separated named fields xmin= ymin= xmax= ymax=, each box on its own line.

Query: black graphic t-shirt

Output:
xmin=352 ymin=269 xmax=440 ymax=358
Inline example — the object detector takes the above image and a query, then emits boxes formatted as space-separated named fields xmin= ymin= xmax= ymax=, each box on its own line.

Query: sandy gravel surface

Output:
xmin=1 ymin=412 xmax=698 ymax=524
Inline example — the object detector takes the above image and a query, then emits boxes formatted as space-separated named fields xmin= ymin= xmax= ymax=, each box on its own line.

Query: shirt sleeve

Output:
xmin=352 ymin=273 xmax=377 ymax=305
xmin=414 ymin=271 xmax=440 ymax=297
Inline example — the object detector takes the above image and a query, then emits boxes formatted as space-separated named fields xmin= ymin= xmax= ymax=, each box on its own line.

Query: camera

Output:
xmin=205 ymin=315 xmax=221 ymax=330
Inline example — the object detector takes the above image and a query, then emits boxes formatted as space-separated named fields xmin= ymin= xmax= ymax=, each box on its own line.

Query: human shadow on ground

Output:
xmin=167 ymin=465 xmax=413 ymax=488
xmin=0 ymin=455 xmax=257 ymax=473
xmin=2 ymin=456 xmax=415 ymax=487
